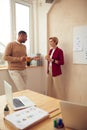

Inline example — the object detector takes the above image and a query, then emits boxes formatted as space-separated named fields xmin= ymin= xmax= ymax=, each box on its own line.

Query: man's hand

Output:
xmin=26 ymin=57 xmax=32 ymax=62
xmin=32 ymin=56 xmax=40 ymax=60
xmin=20 ymin=56 xmax=26 ymax=62
xmin=25 ymin=56 xmax=40 ymax=61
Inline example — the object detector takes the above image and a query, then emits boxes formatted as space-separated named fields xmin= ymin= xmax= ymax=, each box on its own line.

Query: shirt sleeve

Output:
xmin=3 ymin=43 xmax=20 ymax=62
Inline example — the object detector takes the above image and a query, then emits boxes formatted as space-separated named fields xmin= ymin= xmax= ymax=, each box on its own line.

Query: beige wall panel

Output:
xmin=47 ymin=0 xmax=87 ymax=104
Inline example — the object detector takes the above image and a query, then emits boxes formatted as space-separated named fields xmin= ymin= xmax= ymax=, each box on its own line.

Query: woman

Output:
xmin=45 ymin=37 xmax=64 ymax=99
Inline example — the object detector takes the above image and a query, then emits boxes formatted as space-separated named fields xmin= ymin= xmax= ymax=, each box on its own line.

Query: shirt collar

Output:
xmin=16 ymin=40 xmax=21 ymax=44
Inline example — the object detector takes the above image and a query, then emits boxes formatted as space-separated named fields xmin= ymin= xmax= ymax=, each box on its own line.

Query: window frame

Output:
xmin=10 ymin=0 xmax=34 ymax=54
xmin=0 ymin=0 xmax=34 ymax=67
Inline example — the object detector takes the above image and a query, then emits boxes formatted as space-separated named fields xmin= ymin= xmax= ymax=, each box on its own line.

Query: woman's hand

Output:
xmin=45 ymin=55 xmax=54 ymax=62
xmin=45 ymin=55 xmax=50 ymax=60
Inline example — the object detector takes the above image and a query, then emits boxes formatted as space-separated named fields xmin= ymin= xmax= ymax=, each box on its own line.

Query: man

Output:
xmin=45 ymin=37 xmax=64 ymax=99
xmin=3 ymin=31 xmax=31 ymax=90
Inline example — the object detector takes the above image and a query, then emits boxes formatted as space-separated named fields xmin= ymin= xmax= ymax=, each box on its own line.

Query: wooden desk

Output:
xmin=0 ymin=89 xmax=70 ymax=130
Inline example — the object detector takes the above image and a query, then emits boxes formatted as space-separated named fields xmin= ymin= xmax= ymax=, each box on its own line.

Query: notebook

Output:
xmin=60 ymin=100 xmax=87 ymax=130
xmin=4 ymin=106 xmax=49 ymax=130
xmin=4 ymin=80 xmax=36 ymax=110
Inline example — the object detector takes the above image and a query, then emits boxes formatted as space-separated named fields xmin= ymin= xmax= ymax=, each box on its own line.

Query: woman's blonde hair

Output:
xmin=49 ymin=37 xmax=58 ymax=45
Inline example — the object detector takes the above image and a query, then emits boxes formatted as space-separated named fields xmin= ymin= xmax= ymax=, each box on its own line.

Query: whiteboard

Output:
xmin=73 ymin=25 xmax=87 ymax=64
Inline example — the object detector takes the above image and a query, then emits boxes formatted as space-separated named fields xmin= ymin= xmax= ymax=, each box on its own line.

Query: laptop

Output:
xmin=60 ymin=100 xmax=87 ymax=130
xmin=4 ymin=80 xmax=36 ymax=110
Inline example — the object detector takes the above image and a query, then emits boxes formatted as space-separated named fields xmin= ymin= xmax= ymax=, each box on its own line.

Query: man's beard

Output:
xmin=20 ymin=40 xmax=26 ymax=43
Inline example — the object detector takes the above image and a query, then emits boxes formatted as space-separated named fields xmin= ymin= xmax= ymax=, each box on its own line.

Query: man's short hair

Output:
xmin=18 ymin=31 xmax=27 ymax=35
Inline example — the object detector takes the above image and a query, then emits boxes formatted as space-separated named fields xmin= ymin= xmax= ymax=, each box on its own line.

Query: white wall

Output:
xmin=26 ymin=66 xmax=45 ymax=94
xmin=0 ymin=67 xmax=45 ymax=95
xmin=0 ymin=69 xmax=17 ymax=95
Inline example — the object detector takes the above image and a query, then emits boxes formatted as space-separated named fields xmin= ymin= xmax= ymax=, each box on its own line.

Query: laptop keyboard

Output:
xmin=13 ymin=98 xmax=25 ymax=107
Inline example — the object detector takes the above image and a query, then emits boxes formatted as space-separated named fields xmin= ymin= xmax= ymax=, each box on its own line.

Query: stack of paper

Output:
xmin=5 ymin=106 xmax=49 ymax=130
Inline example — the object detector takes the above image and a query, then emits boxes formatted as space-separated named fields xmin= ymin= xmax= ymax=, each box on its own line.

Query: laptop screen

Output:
xmin=4 ymin=80 xmax=14 ymax=108
xmin=4 ymin=80 xmax=36 ymax=110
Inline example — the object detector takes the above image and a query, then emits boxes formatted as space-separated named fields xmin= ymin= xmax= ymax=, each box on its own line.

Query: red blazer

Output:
xmin=47 ymin=47 xmax=64 ymax=77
